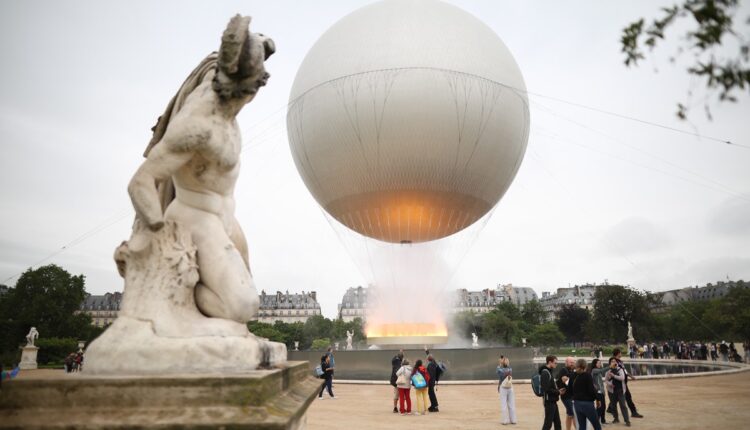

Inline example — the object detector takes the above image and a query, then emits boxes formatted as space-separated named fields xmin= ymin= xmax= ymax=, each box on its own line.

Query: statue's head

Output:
xmin=213 ymin=15 xmax=275 ymax=102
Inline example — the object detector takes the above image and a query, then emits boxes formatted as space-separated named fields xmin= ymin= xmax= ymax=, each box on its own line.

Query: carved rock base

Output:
xmin=0 ymin=361 xmax=319 ymax=429
xmin=84 ymin=316 xmax=286 ymax=375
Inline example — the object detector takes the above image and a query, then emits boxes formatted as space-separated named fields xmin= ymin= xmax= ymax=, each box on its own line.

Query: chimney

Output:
xmin=311 ymin=291 xmax=317 ymax=302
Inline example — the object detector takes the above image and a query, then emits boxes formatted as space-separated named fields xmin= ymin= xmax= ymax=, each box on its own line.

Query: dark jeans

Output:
xmin=318 ymin=377 xmax=333 ymax=398
xmin=428 ymin=383 xmax=438 ymax=409
xmin=595 ymin=392 xmax=606 ymax=423
xmin=609 ymin=391 xmax=630 ymax=423
xmin=573 ymin=400 xmax=602 ymax=430
xmin=542 ymin=400 xmax=562 ymax=430
xmin=624 ymin=384 xmax=638 ymax=415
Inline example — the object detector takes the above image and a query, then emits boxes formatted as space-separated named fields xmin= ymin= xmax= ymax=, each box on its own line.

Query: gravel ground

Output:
xmin=307 ymin=371 xmax=750 ymax=430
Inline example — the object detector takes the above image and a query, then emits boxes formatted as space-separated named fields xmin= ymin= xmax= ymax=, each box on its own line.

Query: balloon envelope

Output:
xmin=288 ymin=0 xmax=529 ymax=243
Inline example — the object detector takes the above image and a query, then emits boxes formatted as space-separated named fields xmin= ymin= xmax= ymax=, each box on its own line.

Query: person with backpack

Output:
xmin=496 ymin=356 xmax=516 ymax=425
xmin=426 ymin=354 xmax=440 ymax=412
xmin=390 ymin=350 xmax=404 ymax=413
xmin=317 ymin=354 xmax=336 ymax=400
xmin=395 ymin=358 xmax=413 ymax=415
xmin=540 ymin=355 xmax=563 ymax=430
xmin=411 ymin=359 xmax=430 ymax=415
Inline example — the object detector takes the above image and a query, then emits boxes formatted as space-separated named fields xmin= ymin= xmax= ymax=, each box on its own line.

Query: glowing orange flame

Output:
xmin=366 ymin=322 xmax=448 ymax=338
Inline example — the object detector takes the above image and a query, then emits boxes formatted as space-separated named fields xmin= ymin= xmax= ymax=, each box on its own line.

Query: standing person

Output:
xmin=710 ymin=342 xmax=718 ymax=361
xmin=571 ymin=359 xmax=602 ymax=430
xmin=719 ymin=341 xmax=729 ymax=362
xmin=390 ymin=350 xmax=404 ymax=413
xmin=744 ymin=341 xmax=750 ymax=364
xmin=605 ymin=357 xmax=630 ymax=427
xmin=395 ymin=358 xmax=413 ymax=415
xmin=557 ymin=357 xmax=576 ymax=430
xmin=412 ymin=359 xmax=430 ymax=415
xmin=590 ymin=359 xmax=607 ymax=425
xmin=541 ymin=355 xmax=563 ymax=430
xmin=64 ymin=353 xmax=75 ymax=373
xmin=75 ymin=352 xmax=84 ymax=372
xmin=326 ymin=346 xmax=335 ymax=369
xmin=613 ymin=348 xmax=643 ymax=419
xmin=317 ymin=354 xmax=335 ymax=399
xmin=426 ymin=354 xmax=440 ymax=412
xmin=496 ymin=356 xmax=517 ymax=425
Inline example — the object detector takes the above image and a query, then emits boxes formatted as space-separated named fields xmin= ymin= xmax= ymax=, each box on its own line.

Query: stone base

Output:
xmin=85 ymin=316 xmax=287 ymax=375
xmin=0 ymin=361 xmax=320 ymax=429
xmin=19 ymin=346 xmax=38 ymax=370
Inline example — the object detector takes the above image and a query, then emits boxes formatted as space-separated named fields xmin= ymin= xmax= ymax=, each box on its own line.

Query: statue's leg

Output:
xmin=229 ymin=216 xmax=251 ymax=272
xmin=189 ymin=215 xmax=259 ymax=323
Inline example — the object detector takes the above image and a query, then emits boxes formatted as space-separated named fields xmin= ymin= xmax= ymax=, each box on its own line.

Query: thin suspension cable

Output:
xmin=528 ymin=149 xmax=637 ymax=269
xmin=1 ymin=208 xmax=132 ymax=284
xmin=530 ymin=105 xmax=750 ymax=204
xmin=524 ymin=90 xmax=748 ymax=149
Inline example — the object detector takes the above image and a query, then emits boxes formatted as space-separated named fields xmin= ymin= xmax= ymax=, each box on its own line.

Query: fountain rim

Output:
xmin=330 ymin=357 xmax=750 ymax=385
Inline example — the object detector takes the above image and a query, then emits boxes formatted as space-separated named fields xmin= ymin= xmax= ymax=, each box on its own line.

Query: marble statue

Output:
xmin=471 ymin=332 xmax=479 ymax=348
xmin=346 ymin=330 xmax=353 ymax=350
xmin=84 ymin=15 xmax=285 ymax=375
xmin=294 ymin=341 xmax=299 ymax=351
xmin=25 ymin=327 xmax=39 ymax=347
xmin=627 ymin=321 xmax=634 ymax=341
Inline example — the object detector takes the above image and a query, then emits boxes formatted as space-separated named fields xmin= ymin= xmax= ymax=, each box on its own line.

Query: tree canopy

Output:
xmin=621 ymin=0 xmax=749 ymax=119
xmin=0 ymin=265 xmax=104 ymax=364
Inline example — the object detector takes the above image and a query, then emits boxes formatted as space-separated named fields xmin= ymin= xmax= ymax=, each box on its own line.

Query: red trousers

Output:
xmin=398 ymin=388 xmax=411 ymax=413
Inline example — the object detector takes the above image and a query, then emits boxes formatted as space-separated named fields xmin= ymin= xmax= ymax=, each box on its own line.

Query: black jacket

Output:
xmin=321 ymin=361 xmax=333 ymax=380
xmin=540 ymin=366 xmax=559 ymax=402
xmin=390 ymin=355 xmax=402 ymax=386
xmin=558 ymin=367 xmax=575 ymax=400
xmin=426 ymin=360 xmax=438 ymax=385
xmin=571 ymin=372 xmax=597 ymax=402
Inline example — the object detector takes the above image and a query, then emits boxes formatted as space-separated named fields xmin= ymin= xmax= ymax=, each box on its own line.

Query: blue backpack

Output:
xmin=314 ymin=365 xmax=324 ymax=378
xmin=411 ymin=372 xmax=427 ymax=389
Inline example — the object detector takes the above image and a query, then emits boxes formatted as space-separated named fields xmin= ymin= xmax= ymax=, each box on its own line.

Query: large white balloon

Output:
xmin=288 ymin=0 xmax=529 ymax=243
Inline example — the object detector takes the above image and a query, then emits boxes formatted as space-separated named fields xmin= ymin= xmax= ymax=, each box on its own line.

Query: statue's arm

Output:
xmin=128 ymin=137 xmax=193 ymax=230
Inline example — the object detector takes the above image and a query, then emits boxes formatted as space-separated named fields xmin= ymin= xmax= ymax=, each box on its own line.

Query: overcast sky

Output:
xmin=1 ymin=0 xmax=748 ymax=319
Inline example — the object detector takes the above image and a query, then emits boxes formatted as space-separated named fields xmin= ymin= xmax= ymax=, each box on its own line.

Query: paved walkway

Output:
xmin=307 ymin=371 xmax=750 ymax=429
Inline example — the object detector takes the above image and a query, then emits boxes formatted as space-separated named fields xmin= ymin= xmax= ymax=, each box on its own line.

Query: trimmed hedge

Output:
xmin=35 ymin=337 xmax=79 ymax=365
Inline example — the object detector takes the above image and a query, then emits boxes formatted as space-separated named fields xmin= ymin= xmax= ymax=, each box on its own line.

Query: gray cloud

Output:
xmin=601 ymin=217 xmax=671 ymax=256
xmin=707 ymin=195 xmax=750 ymax=237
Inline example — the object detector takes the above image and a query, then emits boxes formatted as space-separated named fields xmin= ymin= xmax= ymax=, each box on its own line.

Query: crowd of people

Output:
xmin=624 ymin=340 xmax=747 ymax=363
xmin=311 ymin=340 xmax=749 ymax=428
xmin=64 ymin=351 xmax=84 ymax=373
xmin=541 ymin=348 xmax=643 ymax=430
xmin=389 ymin=349 xmax=442 ymax=415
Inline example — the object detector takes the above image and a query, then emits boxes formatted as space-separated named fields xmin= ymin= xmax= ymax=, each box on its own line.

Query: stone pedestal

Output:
xmin=0 ymin=361 xmax=320 ymax=429
xmin=19 ymin=346 xmax=38 ymax=370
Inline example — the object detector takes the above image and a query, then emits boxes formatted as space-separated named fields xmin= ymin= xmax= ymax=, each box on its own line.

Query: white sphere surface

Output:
xmin=287 ymin=0 xmax=529 ymax=243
